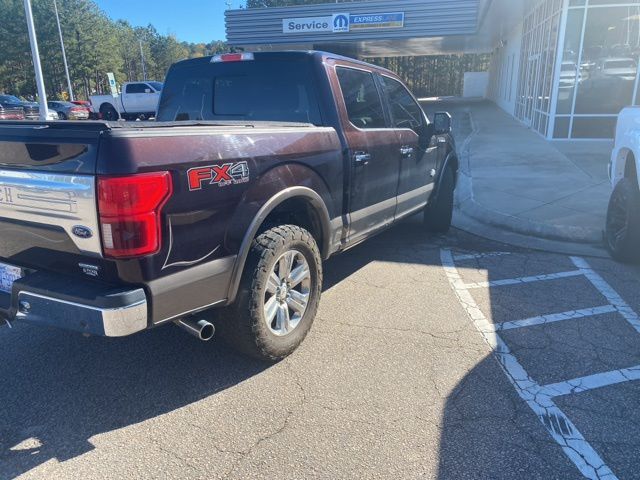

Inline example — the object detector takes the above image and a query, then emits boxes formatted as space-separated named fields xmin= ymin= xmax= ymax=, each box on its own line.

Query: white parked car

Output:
xmin=607 ymin=106 xmax=640 ymax=262
xmin=90 ymin=81 xmax=163 ymax=121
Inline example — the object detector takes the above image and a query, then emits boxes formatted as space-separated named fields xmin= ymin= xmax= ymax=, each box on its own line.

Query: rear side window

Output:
xmin=156 ymin=60 xmax=322 ymax=124
xmin=336 ymin=67 xmax=386 ymax=129
xmin=380 ymin=76 xmax=424 ymax=131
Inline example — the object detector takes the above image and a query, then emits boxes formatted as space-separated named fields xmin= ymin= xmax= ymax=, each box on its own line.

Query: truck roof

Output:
xmin=172 ymin=50 xmax=398 ymax=77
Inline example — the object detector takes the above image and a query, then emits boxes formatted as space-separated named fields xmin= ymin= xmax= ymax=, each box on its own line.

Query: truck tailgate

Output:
xmin=0 ymin=122 xmax=106 ymax=272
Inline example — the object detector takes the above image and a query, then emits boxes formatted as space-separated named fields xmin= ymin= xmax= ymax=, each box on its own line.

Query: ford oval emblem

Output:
xmin=72 ymin=225 xmax=93 ymax=239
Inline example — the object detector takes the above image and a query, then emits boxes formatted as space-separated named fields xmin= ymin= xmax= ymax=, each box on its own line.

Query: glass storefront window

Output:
xmin=556 ymin=9 xmax=585 ymax=115
xmin=574 ymin=6 xmax=640 ymax=116
xmin=553 ymin=2 xmax=640 ymax=139
xmin=514 ymin=0 xmax=563 ymax=137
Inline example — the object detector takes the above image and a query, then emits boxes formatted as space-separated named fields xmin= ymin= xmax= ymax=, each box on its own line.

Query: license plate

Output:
xmin=0 ymin=262 xmax=22 ymax=294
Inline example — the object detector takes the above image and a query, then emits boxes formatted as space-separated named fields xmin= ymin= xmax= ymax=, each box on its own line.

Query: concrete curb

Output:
xmin=453 ymin=110 xmax=604 ymax=246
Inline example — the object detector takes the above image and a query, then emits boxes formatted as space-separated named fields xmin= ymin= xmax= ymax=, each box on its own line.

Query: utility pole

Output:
xmin=23 ymin=0 xmax=49 ymax=120
xmin=53 ymin=0 xmax=73 ymax=101
xmin=139 ymin=39 xmax=147 ymax=80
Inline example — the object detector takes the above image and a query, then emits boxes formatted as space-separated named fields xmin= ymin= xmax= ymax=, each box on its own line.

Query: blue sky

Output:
xmin=94 ymin=0 xmax=245 ymax=43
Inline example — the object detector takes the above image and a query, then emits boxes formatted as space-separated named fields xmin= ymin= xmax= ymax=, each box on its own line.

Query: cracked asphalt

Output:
xmin=1 ymin=217 xmax=640 ymax=479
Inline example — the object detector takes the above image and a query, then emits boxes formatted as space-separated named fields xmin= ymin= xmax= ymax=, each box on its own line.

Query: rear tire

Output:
xmin=100 ymin=104 xmax=119 ymax=121
xmin=605 ymin=177 xmax=640 ymax=263
xmin=58 ymin=111 xmax=67 ymax=120
xmin=219 ymin=225 xmax=322 ymax=362
xmin=424 ymin=166 xmax=455 ymax=233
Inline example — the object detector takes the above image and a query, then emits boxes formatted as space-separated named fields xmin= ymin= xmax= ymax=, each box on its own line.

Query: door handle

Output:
xmin=353 ymin=151 xmax=371 ymax=166
xmin=400 ymin=146 xmax=414 ymax=158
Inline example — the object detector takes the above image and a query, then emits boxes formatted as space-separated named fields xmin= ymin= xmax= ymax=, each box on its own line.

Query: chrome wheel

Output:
xmin=263 ymin=250 xmax=311 ymax=336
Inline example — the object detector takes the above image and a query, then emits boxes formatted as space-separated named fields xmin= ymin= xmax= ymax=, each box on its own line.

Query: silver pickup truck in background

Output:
xmin=89 ymin=81 xmax=163 ymax=121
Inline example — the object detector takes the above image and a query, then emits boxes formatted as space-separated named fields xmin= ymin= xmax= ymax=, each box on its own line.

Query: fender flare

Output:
xmin=432 ymin=150 xmax=459 ymax=202
xmin=226 ymin=186 xmax=332 ymax=304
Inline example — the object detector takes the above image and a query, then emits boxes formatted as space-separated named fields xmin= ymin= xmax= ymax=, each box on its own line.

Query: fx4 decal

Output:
xmin=187 ymin=161 xmax=250 ymax=191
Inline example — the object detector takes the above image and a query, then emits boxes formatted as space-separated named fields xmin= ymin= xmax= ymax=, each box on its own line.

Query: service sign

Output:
xmin=350 ymin=12 xmax=405 ymax=30
xmin=283 ymin=16 xmax=332 ymax=33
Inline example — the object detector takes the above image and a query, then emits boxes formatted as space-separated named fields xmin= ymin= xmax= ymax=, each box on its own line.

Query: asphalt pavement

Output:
xmin=1 ymin=217 xmax=640 ymax=479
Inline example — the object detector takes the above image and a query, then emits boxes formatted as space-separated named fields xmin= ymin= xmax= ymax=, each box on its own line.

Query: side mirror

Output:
xmin=434 ymin=111 xmax=452 ymax=135
xmin=145 ymin=88 xmax=152 ymax=93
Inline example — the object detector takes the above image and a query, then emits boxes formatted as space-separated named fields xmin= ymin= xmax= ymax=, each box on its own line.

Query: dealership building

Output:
xmin=226 ymin=0 xmax=640 ymax=140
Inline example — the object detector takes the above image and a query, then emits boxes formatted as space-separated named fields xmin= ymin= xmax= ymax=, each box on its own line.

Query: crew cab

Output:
xmin=606 ymin=106 xmax=640 ymax=263
xmin=89 ymin=81 xmax=163 ymax=121
xmin=0 ymin=51 xmax=457 ymax=361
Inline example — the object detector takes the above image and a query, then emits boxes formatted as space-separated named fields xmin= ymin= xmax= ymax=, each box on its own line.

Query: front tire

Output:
xmin=220 ymin=225 xmax=322 ymax=362
xmin=605 ymin=177 xmax=640 ymax=263
xmin=425 ymin=166 xmax=455 ymax=233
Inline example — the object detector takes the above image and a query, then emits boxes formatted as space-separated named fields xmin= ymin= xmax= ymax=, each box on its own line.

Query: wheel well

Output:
xmin=257 ymin=197 xmax=324 ymax=251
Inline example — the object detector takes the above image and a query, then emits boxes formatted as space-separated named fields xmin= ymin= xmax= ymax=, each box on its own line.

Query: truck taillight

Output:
xmin=97 ymin=172 xmax=172 ymax=258
xmin=211 ymin=52 xmax=254 ymax=63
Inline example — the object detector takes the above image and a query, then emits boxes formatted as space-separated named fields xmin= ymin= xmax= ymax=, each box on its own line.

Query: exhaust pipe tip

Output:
xmin=175 ymin=318 xmax=215 ymax=341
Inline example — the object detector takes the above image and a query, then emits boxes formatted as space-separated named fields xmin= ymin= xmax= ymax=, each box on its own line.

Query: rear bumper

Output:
xmin=0 ymin=271 xmax=147 ymax=337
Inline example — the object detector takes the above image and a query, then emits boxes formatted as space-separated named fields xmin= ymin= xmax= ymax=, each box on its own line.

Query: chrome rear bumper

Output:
xmin=0 ymin=271 xmax=148 ymax=337
xmin=15 ymin=290 xmax=147 ymax=337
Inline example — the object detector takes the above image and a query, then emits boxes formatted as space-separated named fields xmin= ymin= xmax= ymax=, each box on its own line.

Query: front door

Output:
xmin=334 ymin=66 xmax=402 ymax=245
xmin=378 ymin=75 xmax=438 ymax=217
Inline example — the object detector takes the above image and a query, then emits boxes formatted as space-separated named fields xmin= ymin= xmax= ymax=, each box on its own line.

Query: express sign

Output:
xmin=283 ymin=12 xmax=404 ymax=34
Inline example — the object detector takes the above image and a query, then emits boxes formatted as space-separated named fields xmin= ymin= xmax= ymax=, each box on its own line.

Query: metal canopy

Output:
xmin=226 ymin=0 xmax=526 ymax=57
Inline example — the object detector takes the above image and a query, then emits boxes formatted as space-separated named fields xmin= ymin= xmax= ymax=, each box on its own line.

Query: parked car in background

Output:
xmin=598 ymin=57 xmax=637 ymax=81
xmin=606 ymin=106 xmax=640 ymax=263
xmin=48 ymin=101 xmax=90 ymax=120
xmin=0 ymin=51 xmax=457 ymax=361
xmin=0 ymin=95 xmax=58 ymax=121
xmin=71 ymin=100 xmax=99 ymax=120
xmin=0 ymin=95 xmax=39 ymax=120
xmin=89 ymin=81 xmax=163 ymax=121
xmin=0 ymin=101 xmax=24 ymax=120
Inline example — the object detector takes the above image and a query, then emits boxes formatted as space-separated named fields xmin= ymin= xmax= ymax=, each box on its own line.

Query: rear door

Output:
xmin=333 ymin=65 xmax=401 ymax=244
xmin=379 ymin=74 xmax=438 ymax=218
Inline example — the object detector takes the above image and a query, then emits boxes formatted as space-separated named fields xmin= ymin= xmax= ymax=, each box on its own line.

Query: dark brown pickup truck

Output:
xmin=0 ymin=51 xmax=457 ymax=361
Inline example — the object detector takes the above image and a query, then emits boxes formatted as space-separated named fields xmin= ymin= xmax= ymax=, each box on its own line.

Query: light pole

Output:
xmin=23 ymin=0 xmax=49 ymax=120
xmin=53 ymin=0 xmax=73 ymax=101
xmin=139 ymin=39 xmax=147 ymax=80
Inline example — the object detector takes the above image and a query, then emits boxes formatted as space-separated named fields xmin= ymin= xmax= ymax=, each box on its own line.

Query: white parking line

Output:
xmin=571 ymin=256 xmax=640 ymax=334
xmin=453 ymin=251 xmax=512 ymax=261
xmin=495 ymin=305 xmax=617 ymax=331
xmin=462 ymin=270 xmax=583 ymax=289
xmin=441 ymin=249 xmax=617 ymax=480
xmin=534 ymin=365 xmax=640 ymax=399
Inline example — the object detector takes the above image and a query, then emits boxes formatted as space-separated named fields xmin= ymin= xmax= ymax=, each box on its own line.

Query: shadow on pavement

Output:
xmin=0 ymin=322 xmax=269 ymax=478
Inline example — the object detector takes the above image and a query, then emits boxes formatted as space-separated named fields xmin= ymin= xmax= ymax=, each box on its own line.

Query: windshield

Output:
xmin=0 ymin=95 xmax=21 ymax=104
xmin=157 ymin=59 xmax=321 ymax=124
xmin=148 ymin=81 xmax=163 ymax=91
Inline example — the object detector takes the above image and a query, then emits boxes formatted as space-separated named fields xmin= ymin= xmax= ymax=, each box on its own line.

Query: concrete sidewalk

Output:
xmin=422 ymin=99 xmax=612 ymax=254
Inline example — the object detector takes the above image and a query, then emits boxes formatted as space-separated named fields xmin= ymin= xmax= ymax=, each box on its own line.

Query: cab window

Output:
xmin=336 ymin=67 xmax=386 ymax=129
xmin=380 ymin=76 xmax=424 ymax=132
xmin=126 ymin=83 xmax=147 ymax=94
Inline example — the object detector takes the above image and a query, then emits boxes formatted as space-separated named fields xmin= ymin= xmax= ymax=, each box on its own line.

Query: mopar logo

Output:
xmin=72 ymin=225 xmax=93 ymax=239
xmin=332 ymin=13 xmax=350 ymax=32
